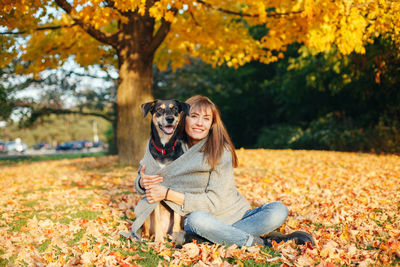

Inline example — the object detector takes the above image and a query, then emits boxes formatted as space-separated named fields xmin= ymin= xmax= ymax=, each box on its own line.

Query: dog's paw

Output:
xmin=171 ymin=230 xmax=186 ymax=248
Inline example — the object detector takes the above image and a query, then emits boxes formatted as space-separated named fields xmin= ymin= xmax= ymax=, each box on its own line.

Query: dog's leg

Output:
xmin=154 ymin=204 xmax=164 ymax=242
xmin=171 ymin=212 xmax=186 ymax=246
xmin=142 ymin=211 xmax=152 ymax=239
xmin=172 ymin=212 xmax=181 ymax=233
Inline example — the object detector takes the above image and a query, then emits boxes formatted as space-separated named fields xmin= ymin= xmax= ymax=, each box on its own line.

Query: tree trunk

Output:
xmin=116 ymin=16 xmax=155 ymax=166
xmin=116 ymin=54 xmax=153 ymax=166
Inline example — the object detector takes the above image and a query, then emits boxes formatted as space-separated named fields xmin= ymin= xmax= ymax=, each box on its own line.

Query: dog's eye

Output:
xmin=156 ymin=107 xmax=164 ymax=113
xmin=171 ymin=107 xmax=178 ymax=112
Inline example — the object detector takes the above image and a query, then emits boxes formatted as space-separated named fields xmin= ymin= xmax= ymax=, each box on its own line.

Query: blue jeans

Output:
xmin=184 ymin=202 xmax=288 ymax=247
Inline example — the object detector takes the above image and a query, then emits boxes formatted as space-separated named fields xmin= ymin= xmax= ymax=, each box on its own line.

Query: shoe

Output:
xmin=251 ymin=236 xmax=265 ymax=246
xmin=262 ymin=231 xmax=315 ymax=247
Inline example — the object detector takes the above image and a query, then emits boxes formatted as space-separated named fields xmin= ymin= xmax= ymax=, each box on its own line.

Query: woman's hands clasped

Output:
xmin=139 ymin=165 xmax=168 ymax=203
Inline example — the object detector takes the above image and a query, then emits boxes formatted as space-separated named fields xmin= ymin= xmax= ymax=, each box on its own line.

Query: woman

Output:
xmin=134 ymin=95 xmax=314 ymax=247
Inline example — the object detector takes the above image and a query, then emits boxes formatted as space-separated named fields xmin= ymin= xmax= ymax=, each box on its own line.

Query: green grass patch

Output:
xmin=78 ymin=197 xmax=93 ymax=205
xmin=113 ymin=239 xmax=163 ymax=266
xmin=0 ymin=152 xmax=108 ymax=165
xmin=392 ymin=257 xmax=400 ymax=266
xmin=22 ymin=201 xmax=39 ymax=208
xmin=9 ymin=209 xmax=53 ymax=232
xmin=38 ymin=239 xmax=51 ymax=253
xmin=0 ymin=251 xmax=17 ymax=267
xmin=68 ymin=229 xmax=86 ymax=246
xmin=314 ymin=223 xmax=324 ymax=231
xmin=225 ymin=247 xmax=281 ymax=266
xmin=227 ymin=258 xmax=280 ymax=267
xmin=121 ymin=191 xmax=133 ymax=195
xmin=10 ymin=217 xmax=27 ymax=232
xmin=21 ymin=191 xmax=30 ymax=197
xmin=114 ymin=238 xmax=281 ymax=267
xmin=38 ymin=188 xmax=51 ymax=192
xmin=71 ymin=210 xmax=101 ymax=220
xmin=88 ymin=184 xmax=106 ymax=190
xmin=373 ymin=208 xmax=383 ymax=214
xmin=59 ymin=216 xmax=72 ymax=225
xmin=69 ymin=182 xmax=105 ymax=191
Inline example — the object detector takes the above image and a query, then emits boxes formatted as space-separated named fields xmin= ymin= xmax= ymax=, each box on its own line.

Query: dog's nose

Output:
xmin=165 ymin=116 xmax=174 ymax=124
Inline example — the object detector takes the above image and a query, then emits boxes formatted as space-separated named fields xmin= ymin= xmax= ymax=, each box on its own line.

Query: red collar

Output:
xmin=152 ymin=139 xmax=177 ymax=155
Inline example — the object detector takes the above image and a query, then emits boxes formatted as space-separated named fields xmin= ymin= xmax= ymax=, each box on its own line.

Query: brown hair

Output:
xmin=185 ymin=95 xmax=238 ymax=169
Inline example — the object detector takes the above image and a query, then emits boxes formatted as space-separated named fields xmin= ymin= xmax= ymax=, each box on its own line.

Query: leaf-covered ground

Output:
xmin=0 ymin=149 xmax=399 ymax=266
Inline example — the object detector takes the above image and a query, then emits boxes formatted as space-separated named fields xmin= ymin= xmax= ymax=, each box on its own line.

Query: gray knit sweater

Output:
xmin=128 ymin=138 xmax=250 ymax=239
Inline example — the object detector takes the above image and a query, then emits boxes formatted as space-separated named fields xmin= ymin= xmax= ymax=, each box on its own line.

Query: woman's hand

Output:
xmin=139 ymin=165 xmax=163 ymax=190
xmin=145 ymin=185 xmax=168 ymax=203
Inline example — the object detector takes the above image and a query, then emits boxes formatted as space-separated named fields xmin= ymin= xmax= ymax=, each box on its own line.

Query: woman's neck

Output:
xmin=188 ymin=139 xmax=198 ymax=148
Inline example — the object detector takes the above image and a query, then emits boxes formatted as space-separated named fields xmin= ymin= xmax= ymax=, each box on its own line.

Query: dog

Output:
xmin=140 ymin=99 xmax=190 ymax=243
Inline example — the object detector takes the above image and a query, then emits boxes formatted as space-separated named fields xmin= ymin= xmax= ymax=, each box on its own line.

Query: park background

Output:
xmin=2 ymin=40 xmax=400 ymax=155
xmin=1 ymin=1 xmax=400 ymax=266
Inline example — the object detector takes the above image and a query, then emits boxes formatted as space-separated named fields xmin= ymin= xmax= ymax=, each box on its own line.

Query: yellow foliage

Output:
xmin=1 ymin=0 xmax=400 ymax=72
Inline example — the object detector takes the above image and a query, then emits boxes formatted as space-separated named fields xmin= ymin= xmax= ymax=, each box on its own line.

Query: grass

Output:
xmin=68 ymin=229 xmax=86 ymax=246
xmin=70 ymin=210 xmax=102 ymax=220
xmin=0 ymin=151 xmax=108 ymax=165
xmin=10 ymin=217 xmax=28 ymax=233
xmin=22 ymin=200 xmax=39 ymax=208
xmin=38 ymin=240 xmax=51 ymax=253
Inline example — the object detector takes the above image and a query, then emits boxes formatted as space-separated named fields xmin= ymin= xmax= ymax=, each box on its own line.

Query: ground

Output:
xmin=0 ymin=149 xmax=399 ymax=266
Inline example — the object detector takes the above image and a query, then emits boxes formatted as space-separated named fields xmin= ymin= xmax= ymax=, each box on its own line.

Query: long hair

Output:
xmin=185 ymin=95 xmax=238 ymax=169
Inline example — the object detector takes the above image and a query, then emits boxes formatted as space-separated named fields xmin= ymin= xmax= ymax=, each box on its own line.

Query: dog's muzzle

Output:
xmin=158 ymin=123 xmax=175 ymax=135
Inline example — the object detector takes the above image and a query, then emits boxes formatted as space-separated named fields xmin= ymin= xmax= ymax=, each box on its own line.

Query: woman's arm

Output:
xmin=134 ymin=165 xmax=164 ymax=195
xmin=145 ymin=184 xmax=184 ymax=205
xmin=145 ymin=150 xmax=235 ymax=212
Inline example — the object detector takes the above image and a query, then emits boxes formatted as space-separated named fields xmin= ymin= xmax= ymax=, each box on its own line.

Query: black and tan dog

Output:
xmin=140 ymin=99 xmax=190 ymax=242
xmin=141 ymin=99 xmax=190 ymax=167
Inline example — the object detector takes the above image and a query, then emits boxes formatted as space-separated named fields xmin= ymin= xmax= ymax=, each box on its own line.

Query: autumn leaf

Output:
xmin=0 ymin=149 xmax=399 ymax=265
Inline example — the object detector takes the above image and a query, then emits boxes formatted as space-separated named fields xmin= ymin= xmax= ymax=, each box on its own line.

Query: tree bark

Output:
xmin=116 ymin=56 xmax=153 ymax=165
xmin=116 ymin=15 xmax=155 ymax=166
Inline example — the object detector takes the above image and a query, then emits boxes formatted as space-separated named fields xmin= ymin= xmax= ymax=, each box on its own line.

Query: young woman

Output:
xmin=135 ymin=95 xmax=314 ymax=247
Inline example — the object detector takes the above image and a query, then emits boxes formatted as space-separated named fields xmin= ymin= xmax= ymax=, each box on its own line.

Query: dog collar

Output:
xmin=152 ymin=139 xmax=177 ymax=155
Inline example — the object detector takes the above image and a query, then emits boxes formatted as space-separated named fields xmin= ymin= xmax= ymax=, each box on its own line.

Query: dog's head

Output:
xmin=141 ymin=99 xmax=190 ymax=143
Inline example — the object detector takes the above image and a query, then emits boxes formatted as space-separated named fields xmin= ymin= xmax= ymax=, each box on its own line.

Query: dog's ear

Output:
xmin=177 ymin=101 xmax=190 ymax=116
xmin=141 ymin=100 xmax=156 ymax=117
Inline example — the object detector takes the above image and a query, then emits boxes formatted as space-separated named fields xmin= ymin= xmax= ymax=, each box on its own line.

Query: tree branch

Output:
xmin=149 ymin=8 xmax=178 ymax=55
xmin=195 ymin=0 xmax=304 ymax=18
xmin=12 ymin=100 xmax=115 ymax=123
xmin=27 ymin=107 xmax=115 ymax=123
xmin=54 ymin=0 xmax=119 ymax=47
xmin=64 ymin=70 xmax=117 ymax=81
xmin=189 ymin=11 xmax=200 ymax=26
xmin=0 ymin=23 xmax=78 ymax=35
xmin=35 ymin=108 xmax=115 ymax=122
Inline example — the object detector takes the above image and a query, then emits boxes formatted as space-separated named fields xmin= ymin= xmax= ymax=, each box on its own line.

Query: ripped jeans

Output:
xmin=184 ymin=201 xmax=288 ymax=247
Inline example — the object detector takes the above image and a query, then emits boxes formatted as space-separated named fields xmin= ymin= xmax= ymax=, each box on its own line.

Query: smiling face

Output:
xmin=185 ymin=106 xmax=213 ymax=145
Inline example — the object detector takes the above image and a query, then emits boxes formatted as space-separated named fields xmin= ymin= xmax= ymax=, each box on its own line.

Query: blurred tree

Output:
xmin=258 ymin=37 xmax=400 ymax=152
xmin=1 ymin=0 xmax=400 ymax=163
xmin=0 ymin=60 xmax=118 ymax=150
xmin=0 ymin=64 xmax=15 ymax=121
xmin=154 ymin=37 xmax=400 ymax=150
xmin=267 ymin=38 xmax=400 ymax=126
xmin=153 ymin=58 xmax=279 ymax=147
xmin=0 ymin=114 xmax=111 ymax=148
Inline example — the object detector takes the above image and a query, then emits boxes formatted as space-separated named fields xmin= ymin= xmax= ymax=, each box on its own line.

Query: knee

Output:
xmin=269 ymin=201 xmax=289 ymax=225
xmin=185 ymin=210 xmax=210 ymax=230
